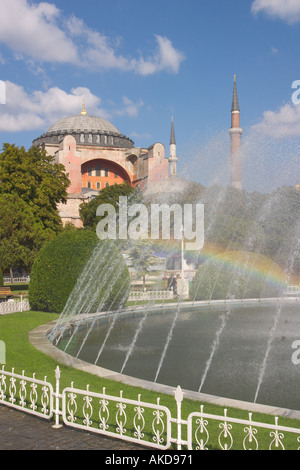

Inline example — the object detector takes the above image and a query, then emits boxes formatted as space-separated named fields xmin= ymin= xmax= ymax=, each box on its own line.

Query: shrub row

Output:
xmin=29 ymin=229 xmax=130 ymax=313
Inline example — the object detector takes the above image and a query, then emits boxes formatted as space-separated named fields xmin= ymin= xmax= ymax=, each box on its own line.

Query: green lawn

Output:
xmin=0 ymin=310 xmax=299 ymax=450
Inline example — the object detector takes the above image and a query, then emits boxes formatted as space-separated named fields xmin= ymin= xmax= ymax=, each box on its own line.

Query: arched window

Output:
xmin=96 ymin=182 xmax=101 ymax=189
xmin=105 ymin=182 xmax=110 ymax=188
xmin=87 ymin=181 xmax=92 ymax=189
xmin=80 ymin=133 xmax=85 ymax=143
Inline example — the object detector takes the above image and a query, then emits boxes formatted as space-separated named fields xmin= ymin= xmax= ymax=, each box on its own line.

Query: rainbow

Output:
xmin=152 ymin=239 xmax=288 ymax=288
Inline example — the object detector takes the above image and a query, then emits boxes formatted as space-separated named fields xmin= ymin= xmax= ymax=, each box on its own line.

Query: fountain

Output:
xmin=48 ymin=184 xmax=300 ymax=413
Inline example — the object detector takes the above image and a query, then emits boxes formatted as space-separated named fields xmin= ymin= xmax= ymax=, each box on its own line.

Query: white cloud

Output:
xmin=251 ymin=101 xmax=300 ymax=138
xmin=0 ymin=0 xmax=184 ymax=75
xmin=251 ymin=0 xmax=300 ymax=24
xmin=65 ymin=14 xmax=185 ymax=75
xmin=0 ymin=0 xmax=78 ymax=63
xmin=133 ymin=35 xmax=185 ymax=76
xmin=0 ymin=113 xmax=46 ymax=133
xmin=130 ymin=131 xmax=152 ymax=140
xmin=270 ymin=46 xmax=279 ymax=55
xmin=0 ymin=81 xmax=144 ymax=132
xmin=112 ymin=97 xmax=144 ymax=118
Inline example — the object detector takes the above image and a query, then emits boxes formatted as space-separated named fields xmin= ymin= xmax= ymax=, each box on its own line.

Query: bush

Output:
xmin=0 ymin=268 xmax=3 ymax=287
xmin=29 ymin=229 xmax=130 ymax=313
xmin=190 ymin=251 xmax=284 ymax=301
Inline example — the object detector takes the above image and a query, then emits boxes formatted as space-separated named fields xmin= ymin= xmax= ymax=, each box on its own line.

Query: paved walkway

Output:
xmin=0 ymin=404 xmax=147 ymax=450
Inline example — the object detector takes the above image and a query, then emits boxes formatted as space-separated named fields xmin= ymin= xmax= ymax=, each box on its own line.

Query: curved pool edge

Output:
xmin=28 ymin=309 xmax=300 ymax=422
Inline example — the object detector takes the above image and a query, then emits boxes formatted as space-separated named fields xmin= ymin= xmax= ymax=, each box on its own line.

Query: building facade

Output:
xmin=33 ymin=77 xmax=241 ymax=226
xmin=33 ymin=103 xmax=170 ymax=226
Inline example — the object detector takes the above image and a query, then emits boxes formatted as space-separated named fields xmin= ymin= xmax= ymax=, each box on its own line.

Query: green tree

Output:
xmin=259 ymin=186 xmax=300 ymax=263
xmin=29 ymin=229 xmax=130 ymax=313
xmin=190 ymin=251 xmax=284 ymax=301
xmin=0 ymin=193 xmax=51 ymax=275
xmin=127 ymin=241 xmax=159 ymax=289
xmin=0 ymin=143 xmax=70 ymax=233
xmin=79 ymin=182 xmax=142 ymax=230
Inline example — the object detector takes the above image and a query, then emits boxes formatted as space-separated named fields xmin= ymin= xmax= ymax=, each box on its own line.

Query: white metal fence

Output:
xmin=0 ymin=367 xmax=54 ymax=420
xmin=0 ymin=299 xmax=30 ymax=315
xmin=0 ymin=365 xmax=300 ymax=450
xmin=284 ymin=285 xmax=300 ymax=296
xmin=128 ymin=290 xmax=174 ymax=302
xmin=3 ymin=277 xmax=30 ymax=284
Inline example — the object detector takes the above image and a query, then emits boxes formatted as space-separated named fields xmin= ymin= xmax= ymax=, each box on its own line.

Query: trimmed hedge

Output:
xmin=28 ymin=229 xmax=130 ymax=313
xmin=190 ymin=251 xmax=284 ymax=301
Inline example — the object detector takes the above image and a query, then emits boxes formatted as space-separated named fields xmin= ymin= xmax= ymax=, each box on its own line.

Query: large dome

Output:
xmin=33 ymin=111 xmax=134 ymax=149
xmin=46 ymin=114 xmax=121 ymax=135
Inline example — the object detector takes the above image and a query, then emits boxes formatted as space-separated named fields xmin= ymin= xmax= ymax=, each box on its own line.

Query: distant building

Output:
xmin=33 ymin=102 xmax=169 ymax=226
xmin=33 ymin=77 xmax=243 ymax=226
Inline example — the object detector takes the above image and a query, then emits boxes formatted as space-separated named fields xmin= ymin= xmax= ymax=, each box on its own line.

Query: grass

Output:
xmin=0 ymin=310 xmax=300 ymax=450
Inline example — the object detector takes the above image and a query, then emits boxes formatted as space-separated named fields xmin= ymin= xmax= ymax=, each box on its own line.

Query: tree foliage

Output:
xmin=28 ymin=229 xmax=130 ymax=313
xmin=183 ymin=184 xmax=300 ymax=268
xmin=0 ymin=143 xmax=70 ymax=271
xmin=126 ymin=240 xmax=160 ymax=288
xmin=190 ymin=251 xmax=284 ymax=301
xmin=79 ymin=182 xmax=142 ymax=230
xmin=0 ymin=143 xmax=69 ymax=232
xmin=0 ymin=193 xmax=45 ymax=271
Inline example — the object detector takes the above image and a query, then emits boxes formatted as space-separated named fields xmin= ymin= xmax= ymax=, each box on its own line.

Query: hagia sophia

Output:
xmin=33 ymin=76 xmax=243 ymax=227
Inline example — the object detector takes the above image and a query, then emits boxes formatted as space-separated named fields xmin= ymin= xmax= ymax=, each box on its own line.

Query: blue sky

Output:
xmin=0 ymin=0 xmax=300 ymax=192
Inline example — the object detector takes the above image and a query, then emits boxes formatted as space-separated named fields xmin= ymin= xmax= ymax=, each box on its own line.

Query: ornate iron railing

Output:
xmin=61 ymin=384 xmax=172 ymax=449
xmin=0 ymin=367 xmax=54 ymax=419
xmin=186 ymin=406 xmax=300 ymax=450
xmin=0 ymin=299 xmax=30 ymax=315
xmin=0 ymin=365 xmax=300 ymax=450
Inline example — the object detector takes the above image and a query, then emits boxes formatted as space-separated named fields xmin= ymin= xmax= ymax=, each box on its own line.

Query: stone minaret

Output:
xmin=169 ymin=116 xmax=178 ymax=177
xmin=229 ymin=75 xmax=243 ymax=190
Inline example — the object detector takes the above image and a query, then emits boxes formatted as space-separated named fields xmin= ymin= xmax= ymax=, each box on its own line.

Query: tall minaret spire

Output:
xmin=169 ymin=116 xmax=178 ymax=177
xmin=229 ymin=74 xmax=242 ymax=190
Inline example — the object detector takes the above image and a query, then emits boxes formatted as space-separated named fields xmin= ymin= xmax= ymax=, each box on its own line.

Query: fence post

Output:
xmin=174 ymin=385 xmax=184 ymax=450
xmin=52 ymin=366 xmax=63 ymax=429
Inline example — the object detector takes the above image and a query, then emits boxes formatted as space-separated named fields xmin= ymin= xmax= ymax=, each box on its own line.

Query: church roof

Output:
xmin=33 ymin=105 xmax=134 ymax=149
xmin=45 ymin=114 xmax=121 ymax=136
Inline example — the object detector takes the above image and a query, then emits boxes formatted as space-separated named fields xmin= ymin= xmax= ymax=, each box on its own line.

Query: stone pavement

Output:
xmin=0 ymin=404 xmax=147 ymax=450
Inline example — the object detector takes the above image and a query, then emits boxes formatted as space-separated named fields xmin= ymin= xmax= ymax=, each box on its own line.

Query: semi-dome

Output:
xmin=33 ymin=106 xmax=134 ymax=149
